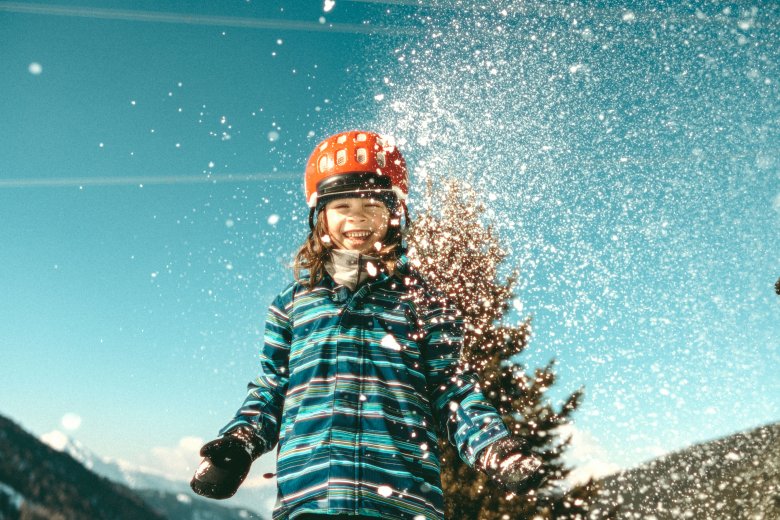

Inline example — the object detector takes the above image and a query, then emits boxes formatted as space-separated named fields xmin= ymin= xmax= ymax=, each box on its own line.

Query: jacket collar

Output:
xmin=319 ymin=249 xmax=410 ymax=294
xmin=323 ymin=249 xmax=381 ymax=292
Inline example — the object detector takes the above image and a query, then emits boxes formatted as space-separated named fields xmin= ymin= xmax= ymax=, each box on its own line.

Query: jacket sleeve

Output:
xmin=218 ymin=287 xmax=293 ymax=457
xmin=419 ymin=295 xmax=509 ymax=467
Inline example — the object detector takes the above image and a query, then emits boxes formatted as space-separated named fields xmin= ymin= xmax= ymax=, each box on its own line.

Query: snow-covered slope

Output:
xmin=41 ymin=430 xmax=191 ymax=494
xmin=40 ymin=430 xmax=277 ymax=515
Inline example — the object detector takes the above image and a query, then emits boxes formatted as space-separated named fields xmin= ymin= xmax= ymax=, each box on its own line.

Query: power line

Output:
xmin=0 ymin=172 xmax=299 ymax=189
xmin=0 ymin=1 xmax=420 ymax=35
xmin=342 ymin=0 xmax=424 ymax=6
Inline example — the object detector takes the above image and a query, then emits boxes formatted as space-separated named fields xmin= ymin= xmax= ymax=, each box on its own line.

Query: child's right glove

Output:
xmin=190 ymin=428 xmax=257 ymax=499
xmin=477 ymin=437 xmax=548 ymax=496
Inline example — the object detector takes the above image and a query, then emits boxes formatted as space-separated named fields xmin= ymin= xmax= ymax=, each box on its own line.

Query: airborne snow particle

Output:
xmin=268 ymin=131 xmax=280 ymax=142
xmin=377 ymin=485 xmax=393 ymax=497
xmin=225 ymin=219 xmax=235 ymax=228
xmin=28 ymin=62 xmax=42 ymax=75
xmin=366 ymin=261 xmax=378 ymax=276
xmin=622 ymin=11 xmax=636 ymax=22
xmin=267 ymin=214 xmax=280 ymax=225
xmin=381 ymin=334 xmax=401 ymax=351
xmin=208 ymin=161 xmax=215 ymax=168
xmin=374 ymin=94 xmax=385 ymax=101
xmin=323 ymin=0 xmax=335 ymax=13
xmin=61 ymin=413 xmax=82 ymax=431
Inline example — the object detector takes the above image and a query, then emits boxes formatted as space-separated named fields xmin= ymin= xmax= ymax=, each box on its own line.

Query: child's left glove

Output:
xmin=190 ymin=428 xmax=256 ymax=499
xmin=477 ymin=437 xmax=548 ymax=496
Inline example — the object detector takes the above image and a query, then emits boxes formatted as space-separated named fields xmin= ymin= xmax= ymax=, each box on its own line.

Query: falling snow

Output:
xmin=349 ymin=1 xmax=780 ymax=516
xmin=380 ymin=334 xmax=401 ymax=351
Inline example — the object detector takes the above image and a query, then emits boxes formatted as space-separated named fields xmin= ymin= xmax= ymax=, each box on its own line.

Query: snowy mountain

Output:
xmin=39 ymin=429 xmax=277 ymax=516
xmin=0 ymin=415 xmax=164 ymax=519
xmin=40 ymin=430 xmax=193 ymax=495
xmin=0 ymin=414 xmax=264 ymax=519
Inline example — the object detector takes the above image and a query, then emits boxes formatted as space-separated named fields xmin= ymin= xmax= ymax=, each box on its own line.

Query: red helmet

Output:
xmin=304 ymin=130 xmax=409 ymax=209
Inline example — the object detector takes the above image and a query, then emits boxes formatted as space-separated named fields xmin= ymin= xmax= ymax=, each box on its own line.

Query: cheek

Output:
xmin=324 ymin=212 xmax=342 ymax=232
xmin=373 ymin=214 xmax=390 ymax=237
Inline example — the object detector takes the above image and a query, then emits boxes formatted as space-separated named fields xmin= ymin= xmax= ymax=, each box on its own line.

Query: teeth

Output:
xmin=345 ymin=231 xmax=371 ymax=238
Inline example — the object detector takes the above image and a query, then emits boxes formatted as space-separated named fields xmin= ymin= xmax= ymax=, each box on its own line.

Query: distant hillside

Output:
xmin=136 ymin=489 xmax=262 ymax=520
xmin=0 ymin=414 xmax=164 ymax=519
xmin=0 ymin=414 xmax=264 ymax=520
xmin=591 ymin=422 xmax=780 ymax=519
xmin=38 ymin=428 xmax=271 ymax=518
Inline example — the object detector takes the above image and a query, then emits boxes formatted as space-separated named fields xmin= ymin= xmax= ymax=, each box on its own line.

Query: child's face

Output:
xmin=324 ymin=197 xmax=390 ymax=253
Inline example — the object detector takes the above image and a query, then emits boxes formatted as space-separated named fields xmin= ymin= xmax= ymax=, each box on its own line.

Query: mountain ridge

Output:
xmin=0 ymin=414 xmax=263 ymax=519
xmin=591 ymin=421 xmax=780 ymax=519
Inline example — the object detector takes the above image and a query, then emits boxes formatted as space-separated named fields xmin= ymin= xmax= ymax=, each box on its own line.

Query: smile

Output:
xmin=344 ymin=230 xmax=372 ymax=239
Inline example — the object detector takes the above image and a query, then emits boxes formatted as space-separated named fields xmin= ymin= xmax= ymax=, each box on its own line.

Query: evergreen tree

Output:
xmin=407 ymin=182 xmax=607 ymax=519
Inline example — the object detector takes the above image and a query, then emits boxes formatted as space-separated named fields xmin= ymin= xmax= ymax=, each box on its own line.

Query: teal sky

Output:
xmin=1 ymin=0 xmax=778 ymax=493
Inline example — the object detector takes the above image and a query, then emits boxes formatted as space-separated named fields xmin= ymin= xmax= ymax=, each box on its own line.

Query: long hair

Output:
xmin=293 ymin=203 xmax=406 ymax=289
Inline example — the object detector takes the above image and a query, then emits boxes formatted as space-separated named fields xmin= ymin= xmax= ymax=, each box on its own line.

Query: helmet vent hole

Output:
xmin=356 ymin=133 xmax=367 ymax=142
xmin=318 ymin=155 xmax=329 ymax=173
xmin=337 ymin=134 xmax=348 ymax=144
xmin=336 ymin=149 xmax=347 ymax=166
xmin=356 ymin=148 xmax=368 ymax=164
xmin=376 ymin=151 xmax=386 ymax=168
xmin=319 ymin=142 xmax=328 ymax=152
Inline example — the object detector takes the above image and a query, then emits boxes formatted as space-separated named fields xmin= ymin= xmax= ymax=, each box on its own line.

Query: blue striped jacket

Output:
xmin=220 ymin=255 xmax=509 ymax=519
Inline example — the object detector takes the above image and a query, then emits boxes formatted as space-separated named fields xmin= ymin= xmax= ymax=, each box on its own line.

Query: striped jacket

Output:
xmin=220 ymin=255 xmax=509 ymax=520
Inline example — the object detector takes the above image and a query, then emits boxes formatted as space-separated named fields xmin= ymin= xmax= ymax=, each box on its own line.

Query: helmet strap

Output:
xmin=308 ymin=207 xmax=316 ymax=231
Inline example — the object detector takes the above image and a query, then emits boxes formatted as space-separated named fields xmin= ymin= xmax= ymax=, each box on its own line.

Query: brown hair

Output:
xmin=293 ymin=206 xmax=406 ymax=289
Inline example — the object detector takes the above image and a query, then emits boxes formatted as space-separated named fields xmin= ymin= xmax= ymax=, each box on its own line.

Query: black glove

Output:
xmin=190 ymin=432 xmax=254 ymax=499
xmin=477 ymin=437 xmax=547 ymax=495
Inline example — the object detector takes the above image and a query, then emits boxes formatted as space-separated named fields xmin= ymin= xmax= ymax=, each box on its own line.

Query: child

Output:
xmin=191 ymin=131 xmax=545 ymax=520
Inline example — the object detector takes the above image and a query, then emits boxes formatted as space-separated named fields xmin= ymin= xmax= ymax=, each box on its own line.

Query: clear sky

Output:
xmin=1 ymin=0 xmax=778 ymax=495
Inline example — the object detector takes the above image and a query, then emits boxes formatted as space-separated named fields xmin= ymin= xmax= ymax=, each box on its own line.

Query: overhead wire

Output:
xmin=0 ymin=1 xmax=418 ymax=189
xmin=0 ymin=173 xmax=299 ymax=189
xmin=0 ymin=1 xmax=421 ymax=35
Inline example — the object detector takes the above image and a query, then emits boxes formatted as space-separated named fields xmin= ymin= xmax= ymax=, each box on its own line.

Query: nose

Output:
xmin=346 ymin=206 xmax=369 ymax=220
